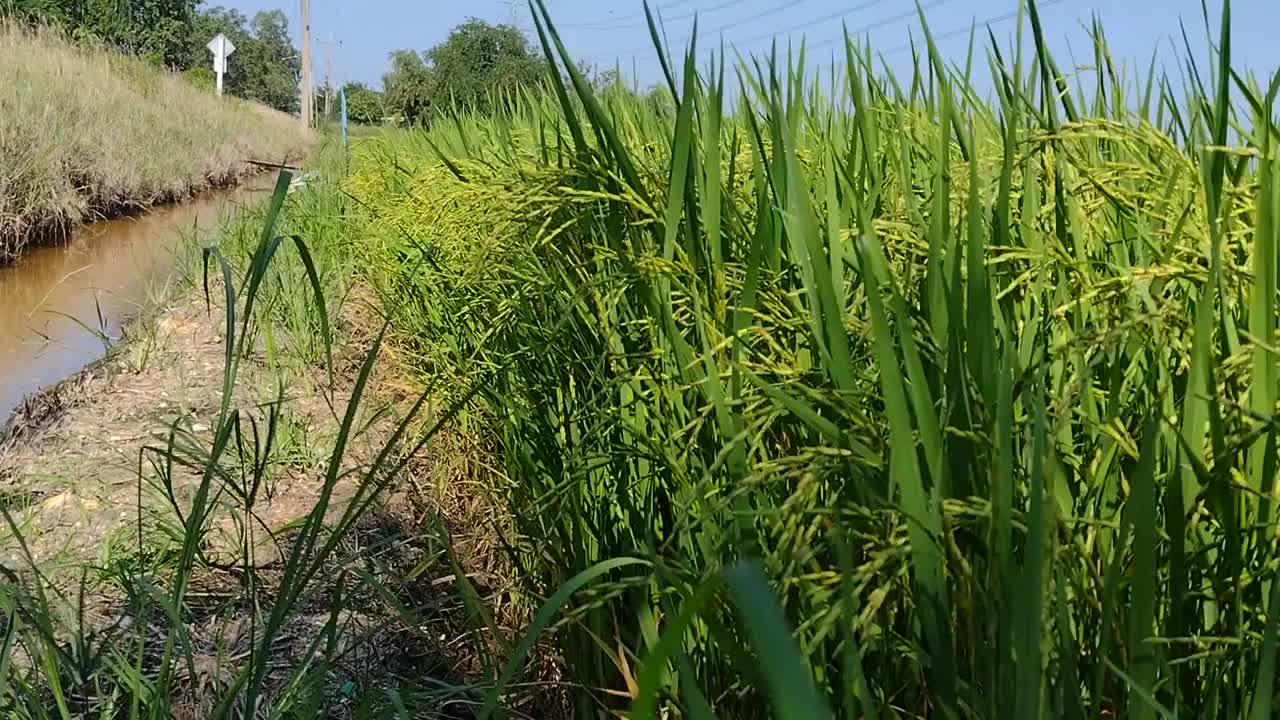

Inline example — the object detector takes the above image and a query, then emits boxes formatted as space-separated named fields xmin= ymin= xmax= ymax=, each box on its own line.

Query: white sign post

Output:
xmin=207 ymin=33 xmax=236 ymax=96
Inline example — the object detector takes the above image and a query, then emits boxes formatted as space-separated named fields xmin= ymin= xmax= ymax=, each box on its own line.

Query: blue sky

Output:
xmin=218 ymin=0 xmax=1277 ymax=94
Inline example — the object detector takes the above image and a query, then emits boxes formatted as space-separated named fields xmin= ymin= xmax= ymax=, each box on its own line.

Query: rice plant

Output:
xmin=342 ymin=0 xmax=1280 ymax=717
xmin=2 ymin=0 xmax=1276 ymax=716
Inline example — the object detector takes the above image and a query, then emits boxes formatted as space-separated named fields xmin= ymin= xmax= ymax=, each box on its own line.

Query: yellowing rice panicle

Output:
xmin=341 ymin=7 xmax=1280 ymax=717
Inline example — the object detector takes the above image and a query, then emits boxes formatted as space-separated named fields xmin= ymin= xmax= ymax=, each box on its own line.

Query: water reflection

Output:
xmin=0 ymin=177 xmax=272 ymax=420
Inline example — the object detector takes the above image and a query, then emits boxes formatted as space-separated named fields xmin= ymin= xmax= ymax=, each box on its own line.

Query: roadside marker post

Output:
xmin=340 ymin=88 xmax=348 ymax=145
xmin=207 ymin=33 xmax=236 ymax=97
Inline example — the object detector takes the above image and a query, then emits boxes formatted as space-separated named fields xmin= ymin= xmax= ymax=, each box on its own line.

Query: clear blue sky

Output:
xmin=218 ymin=0 xmax=1277 ymax=94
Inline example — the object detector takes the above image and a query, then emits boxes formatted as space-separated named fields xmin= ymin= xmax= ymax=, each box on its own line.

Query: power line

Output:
xmin=560 ymin=0 xmax=702 ymax=28
xmin=590 ymin=0 xmax=908 ymax=60
xmin=580 ymin=0 xmax=1073 ymax=71
xmin=558 ymin=0 xmax=714 ymax=29
xmin=686 ymin=0 xmax=820 ymax=36
xmin=560 ymin=0 xmax=742 ymax=31
xmin=816 ymin=0 xmax=1070 ymax=56
xmin=736 ymin=0 xmax=956 ymax=48
xmin=597 ymin=0 xmax=859 ymax=60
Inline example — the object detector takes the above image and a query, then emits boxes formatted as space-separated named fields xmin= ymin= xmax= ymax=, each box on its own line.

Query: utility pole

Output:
xmin=319 ymin=36 xmax=341 ymax=120
xmin=299 ymin=0 xmax=313 ymax=128
xmin=505 ymin=0 xmax=526 ymax=33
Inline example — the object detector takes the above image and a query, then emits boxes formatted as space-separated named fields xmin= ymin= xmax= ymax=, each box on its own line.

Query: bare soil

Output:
xmin=0 ymin=289 xmax=347 ymax=571
xmin=0 ymin=276 xmax=545 ymax=715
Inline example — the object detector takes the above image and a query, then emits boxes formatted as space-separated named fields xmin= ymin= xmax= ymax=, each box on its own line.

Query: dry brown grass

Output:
xmin=0 ymin=23 xmax=308 ymax=261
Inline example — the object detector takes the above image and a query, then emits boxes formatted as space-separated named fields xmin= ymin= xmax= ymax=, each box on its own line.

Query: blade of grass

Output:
xmin=722 ymin=561 xmax=832 ymax=720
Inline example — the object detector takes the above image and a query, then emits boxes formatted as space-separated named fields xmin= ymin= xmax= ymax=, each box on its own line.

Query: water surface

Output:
xmin=0 ymin=177 xmax=273 ymax=421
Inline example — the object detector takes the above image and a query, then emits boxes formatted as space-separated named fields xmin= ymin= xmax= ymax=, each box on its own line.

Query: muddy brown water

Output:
xmin=0 ymin=175 xmax=275 ymax=422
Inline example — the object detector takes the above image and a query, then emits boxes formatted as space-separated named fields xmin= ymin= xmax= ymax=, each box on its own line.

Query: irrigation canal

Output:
xmin=0 ymin=175 xmax=275 ymax=422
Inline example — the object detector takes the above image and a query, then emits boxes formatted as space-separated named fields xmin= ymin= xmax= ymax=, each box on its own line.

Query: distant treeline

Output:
xmin=2 ymin=0 xmax=301 ymax=113
xmin=310 ymin=19 xmax=557 ymax=127
xmin=376 ymin=18 xmax=652 ymax=126
xmin=3 ymin=1 xmax=648 ymax=125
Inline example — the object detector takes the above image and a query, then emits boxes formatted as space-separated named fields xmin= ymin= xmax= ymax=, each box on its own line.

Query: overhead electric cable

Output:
xmin=598 ymin=0 xmax=882 ymax=59
xmin=736 ymin=0 xmax=959 ymax=49
xmin=560 ymin=0 xmax=702 ymax=28
xmin=870 ymin=0 xmax=1069 ymax=58
xmin=561 ymin=0 xmax=740 ymax=31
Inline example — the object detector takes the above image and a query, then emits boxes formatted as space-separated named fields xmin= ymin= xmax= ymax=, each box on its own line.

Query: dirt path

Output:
xmin=0 ymin=268 xmax=532 ymax=716
xmin=0 ymin=286 xmax=367 ymax=574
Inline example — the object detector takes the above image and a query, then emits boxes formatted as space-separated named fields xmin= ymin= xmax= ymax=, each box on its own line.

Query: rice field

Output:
xmin=2 ymin=0 xmax=1279 ymax=716
xmin=341 ymin=0 xmax=1280 ymax=716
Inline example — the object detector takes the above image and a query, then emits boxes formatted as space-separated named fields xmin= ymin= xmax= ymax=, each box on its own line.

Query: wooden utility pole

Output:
xmin=319 ymin=36 xmax=341 ymax=119
xmin=299 ymin=0 xmax=313 ymax=128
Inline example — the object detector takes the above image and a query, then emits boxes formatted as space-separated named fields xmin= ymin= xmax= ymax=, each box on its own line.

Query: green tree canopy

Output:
xmin=4 ymin=0 xmax=197 ymax=66
xmin=186 ymin=6 xmax=299 ymax=113
xmin=342 ymin=82 xmax=384 ymax=125
xmin=382 ymin=19 xmax=546 ymax=125
xmin=426 ymin=19 xmax=545 ymax=115
xmin=382 ymin=49 xmax=433 ymax=124
xmin=238 ymin=9 xmax=299 ymax=112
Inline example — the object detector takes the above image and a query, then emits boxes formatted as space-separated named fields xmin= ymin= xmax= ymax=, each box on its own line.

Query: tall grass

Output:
xmin=342 ymin=0 xmax=1280 ymax=716
xmin=0 ymin=144 xmax=481 ymax=717
xmin=0 ymin=23 xmax=306 ymax=261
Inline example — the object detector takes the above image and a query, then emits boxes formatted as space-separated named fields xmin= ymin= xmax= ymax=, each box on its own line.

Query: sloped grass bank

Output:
xmin=0 ymin=24 xmax=306 ymax=261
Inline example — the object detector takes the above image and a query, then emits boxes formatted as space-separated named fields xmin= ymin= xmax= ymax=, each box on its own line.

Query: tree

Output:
xmin=237 ymin=10 xmax=299 ymax=112
xmin=186 ymin=6 xmax=299 ymax=113
xmin=5 ymin=0 xmax=197 ymax=67
xmin=184 ymin=6 xmax=247 ymax=76
xmin=425 ymin=19 xmax=544 ymax=115
xmin=381 ymin=20 xmax=546 ymax=124
xmin=590 ymin=67 xmax=625 ymax=94
xmin=342 ymin=82 xmax=384 ymax=125
xmin=382 ymin=49 xmax=433 ymax=124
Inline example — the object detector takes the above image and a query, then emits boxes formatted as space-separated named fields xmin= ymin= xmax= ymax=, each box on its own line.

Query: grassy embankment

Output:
xmin=0 ymin=142 xmax=399 ymax=717
xmin=0 ymin=23 xmax=305 ymax=261
xmin=4 ymin=0 xmax=1280 ymax=717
